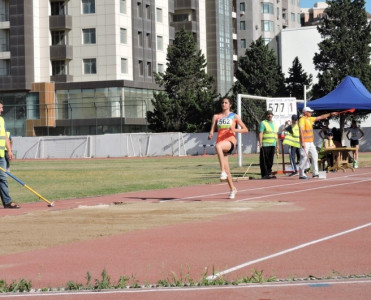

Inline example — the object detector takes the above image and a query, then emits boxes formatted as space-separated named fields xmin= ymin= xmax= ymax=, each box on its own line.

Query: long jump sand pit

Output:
xmin=0 ymin=199 xmax=296 ymax=256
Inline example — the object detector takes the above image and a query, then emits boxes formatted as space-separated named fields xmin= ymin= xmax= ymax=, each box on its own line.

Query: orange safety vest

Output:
xmin=299 ymin=116 xmax=315 ymax=143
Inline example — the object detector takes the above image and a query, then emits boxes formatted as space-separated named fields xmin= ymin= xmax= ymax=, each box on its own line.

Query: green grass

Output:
xmin=6 ymin=152 xmax=371 ymax=204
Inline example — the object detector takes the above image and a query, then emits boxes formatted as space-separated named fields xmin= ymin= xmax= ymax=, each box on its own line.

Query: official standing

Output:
xmin=0 ymin=101 xmax=20 ymax=208
xmin=258 ymin=110 xmax=279 ymax=179
xmin=283 ymin=114 xmax=300 ymax=176
xmin=298 ymin=107 xmax=338 ymax=179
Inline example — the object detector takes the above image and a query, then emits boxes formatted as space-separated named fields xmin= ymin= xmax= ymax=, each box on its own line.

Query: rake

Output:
xmin=0 ymin=166 xmax=54 ymax=207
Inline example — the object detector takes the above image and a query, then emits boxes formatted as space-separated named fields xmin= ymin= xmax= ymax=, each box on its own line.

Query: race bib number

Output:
xmin=217 ymin=117 xmax=233 ymax=129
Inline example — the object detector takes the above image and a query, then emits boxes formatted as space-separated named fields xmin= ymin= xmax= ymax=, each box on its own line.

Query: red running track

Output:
xmin=1 ymin=168 xmax=371 ymax=299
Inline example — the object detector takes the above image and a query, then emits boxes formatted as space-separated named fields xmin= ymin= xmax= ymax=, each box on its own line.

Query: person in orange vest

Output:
xmin=298 ymin=107 xmax=338 ymax=179
xmin=258 ymin=110 xmax=279 ymax=179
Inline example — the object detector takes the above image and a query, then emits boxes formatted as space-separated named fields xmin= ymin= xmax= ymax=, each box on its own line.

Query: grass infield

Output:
xmin=6 ymin=152 xmax=371 ymax=204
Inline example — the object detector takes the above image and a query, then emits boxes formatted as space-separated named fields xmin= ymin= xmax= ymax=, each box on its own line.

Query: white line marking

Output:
xmin=206 ymin=222 xmax=371 ymax=280
xmin=176 ymin=171 xmax=371 ymax=202
xmin=236 ymin=177 xmax=371 ymax=202
xmin=2 ymin=279 xmax=371 ymax=297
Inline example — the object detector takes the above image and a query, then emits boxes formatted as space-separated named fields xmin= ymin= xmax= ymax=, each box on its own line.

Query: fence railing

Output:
xmin=4 ymin=97 xmax=153 ymax=136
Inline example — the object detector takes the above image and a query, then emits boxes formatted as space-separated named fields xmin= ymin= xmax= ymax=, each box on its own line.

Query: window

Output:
xmin=0 ymin=60 xmax=10 ymax=76
xmin=82 ymin=0 xmax=95 ymax=14
xmin=263 ymin=38 xmax=271 ymax=45
xmin=157 ymin=63 xmax=164 ymax=73
xmin=291 ymin=13 xmax=295 ymax=22
xmin=51 ymin=2 xmax=67 ymax=16
xmin=120 ymin=28 xmax=127 ymax=44
xmin=261 ymin=20 xmax=274 ymax=32
xmin=173 ymin=14 xmax=189 ymax=22
xmin=137 ymin=2 xmax=142 ymax=17
xmin=147 ymin=62 xmax=152 ymax=77
xmin=146 ymin=4 xmax=151 ymax=19
xmin=261 ymin=2 xmax=273 ymax=14
xmin=138 ymin=60 xmax=143 ymax=76
xmin=156 ymin=8 xmax=162 ymax=22
xmin=120 ymin=0 xmax=126 ymax=14
xmin=146 ymin=33 xmax=151 ymax=47
xmin=240 ymin=2 xmax=245 ymax=12
xmin=156 ymin=35 xmax=163 ymax=51
xmin=240 ymin=21 xmax=246 ymax=30
xmin=121 ymin=58 xmax=127 ymax=74
xmin=83 ymin=58 xmax=96 ymax=74
xmin=51 ymin=31 xmax=66 ymax=45
xmin=52 ymin=61 xmax=67 ymax=75
xmin=82 ymin=28 xmax=96 ymax=44
xmin=138 ymin=31 xmax=143 ymax=47
xmin=240 ymin=39 xmax=246 ymax=48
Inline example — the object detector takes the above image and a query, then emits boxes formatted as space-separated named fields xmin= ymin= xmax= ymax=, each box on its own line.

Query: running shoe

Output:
xmin=353 ymin=161 xmax=358 ymax=168
xmin=220 ymin=171 xmax=228 ymax=181
xmin=289 ymin=172 xmax=298 ymax=177
xmin=299 ymin=176 xmax=309 ymax=180
xmin=229 ymin=188 xmax=237 ymax=199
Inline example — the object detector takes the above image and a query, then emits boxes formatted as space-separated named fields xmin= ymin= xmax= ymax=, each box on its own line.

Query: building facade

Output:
xmin=0 ymin=0 xmax=301 ymax=137
xmin=300 ymin=2 xmax=328 ymax=26
xmin=0 ymin=0 xmax=173 ymax=136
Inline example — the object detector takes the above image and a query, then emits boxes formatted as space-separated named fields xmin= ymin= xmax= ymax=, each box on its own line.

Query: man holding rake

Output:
xmin=0 ymin=101 xmax=20 ymax=208
xmin=298 ymin=107 xmax=339 ymax=179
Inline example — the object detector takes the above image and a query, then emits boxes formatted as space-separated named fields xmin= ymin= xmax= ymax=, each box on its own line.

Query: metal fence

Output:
xmin=4 ymin=96 xmax=153 ymax=136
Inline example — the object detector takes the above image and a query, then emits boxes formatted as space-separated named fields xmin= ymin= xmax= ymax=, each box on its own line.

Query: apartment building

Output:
xmin=0 ymin=0 xmax=301 ymax=137
xmin=235 ymin=0 xmax=301 ymax=55
xmin=300 ymin=2 xmax=328 ymax=26
xmin=0 ymin=0 xmax=173 ymax=136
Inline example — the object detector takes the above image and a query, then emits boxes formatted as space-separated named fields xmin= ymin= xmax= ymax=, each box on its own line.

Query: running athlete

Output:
xmin=208 ymin=98 xmax=248 ymax=199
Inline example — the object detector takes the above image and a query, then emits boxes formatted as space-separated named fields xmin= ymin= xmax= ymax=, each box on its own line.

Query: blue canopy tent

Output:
xmin=299 ymin=76 xmax=371 ymax=112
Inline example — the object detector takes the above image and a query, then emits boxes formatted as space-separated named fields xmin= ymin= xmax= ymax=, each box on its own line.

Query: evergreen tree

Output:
xmin=147 ymin=28 xmax=218 ymax=132
xmin=313 ymin=0 xmax=371 ymax=97
xmin=233 ymin=37 xmax=286 ymax=130
xmin=312 ymin=0 xmax=371 ymax=135
xmin=285 ymin=57 xmax=313 ymax=100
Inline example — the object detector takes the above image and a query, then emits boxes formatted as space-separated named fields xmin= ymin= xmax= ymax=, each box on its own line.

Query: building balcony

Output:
xmin=50 ymin=45 xmax=73 ymax=60
xmin=171 ymin=21 xmax=197 ymax=33
xmin=174 ymin=0 xmax=197 ymax=10
xmin=49 ymin=15 xmax=72 ymax=30
xmin=50 ymin=74 xmax=73 ymax=83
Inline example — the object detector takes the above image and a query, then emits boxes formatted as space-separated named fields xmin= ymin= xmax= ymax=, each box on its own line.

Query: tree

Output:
xmin=147 ymin=28 xmax=218 ymax=132
xmin=285 ymin=57 xmax=313 ymax=100
xmin=312 ymin=0 xmax=371 ymax=135
xmin=232 ymin=37 xmax=286 ymax=130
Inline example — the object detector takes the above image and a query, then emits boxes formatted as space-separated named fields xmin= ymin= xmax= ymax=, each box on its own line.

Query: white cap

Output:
xmin=303 ymin=107 xmax=314 ymax=112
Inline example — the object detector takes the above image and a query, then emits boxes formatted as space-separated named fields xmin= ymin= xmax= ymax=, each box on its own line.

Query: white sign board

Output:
xmin=266 ymin=97 xmax=297 ymax=131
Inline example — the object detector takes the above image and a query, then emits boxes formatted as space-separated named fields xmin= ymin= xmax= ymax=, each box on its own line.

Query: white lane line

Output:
xmin=236 ymin=177 xmax=371 ymax=202
xmin=206 ymin=222 xmax=371 ymax=280
xmin=177 ymin=171 xmax=371 ymax=202
xmin=3 ymin=279 xmax=371 ymax=297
